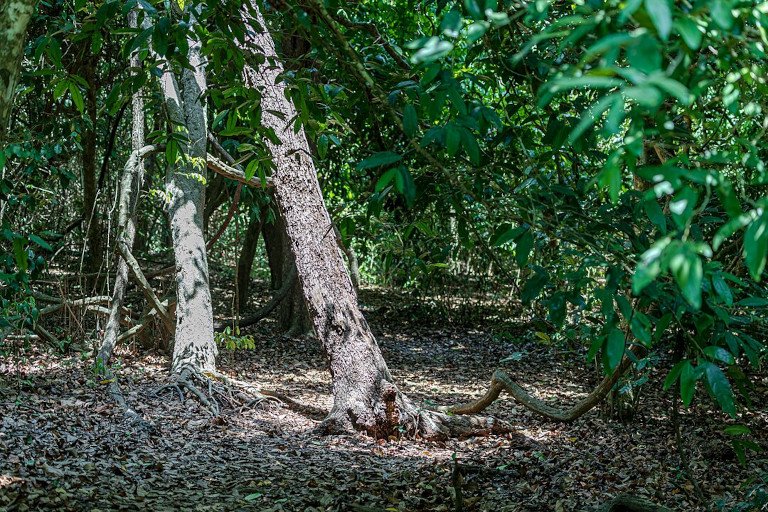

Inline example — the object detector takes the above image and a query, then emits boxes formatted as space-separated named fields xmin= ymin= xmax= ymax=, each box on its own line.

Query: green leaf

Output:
xmin=703 ymin=346 xmax=735 ymax=365
xmin=644 ymin=0 xmax=672 ymax=40
xmin=626 ymin=35 xmax=661 ymax=73
xmin=663 ymin=360 xmax=687 ymax=390
xmin=357 ymin=152 xmax=402 ymax=170
xmin=604 ymin=327 xmax=625 ymax=371
xmin=375 ymin=168 xmax=398 ymax=192
xmin=515 ymin=230 xmax=534 ymax=266
xmin=460 ymin=130 xmax=481 ymax=165
xmin=675 ymin=17 xmax=702 ymax=50
xmin=317 ymin=134 xmax=329 ymax=160
xmin=69 ymin=83 xmax=85 ymax=113
xmin=396 ymin=167 xmax=416 ymax=207
xmin=644 ymin=199 xmax=666 ymax=234
xmin=712 ymin=273 xmax=733 ymax=306
xmin=244 ymin=493 xmax=263 ymax=501
xmin=710 ymin=0 xmax=734 ymax=30
xmin=701 ymin=362 xmax=736 ymax=417
xmin=53 ymin=80 xmax=69 ymax=101
xmin=680 ymin=361 xmax=696 ymax=407
xmin=630 ymin=312 xmax=652 ymax=346
xmin=669 ymin=187 xmax=698 ymax=229
xmin=668 ymin=247 xmax=703 ymax=309
xmin=445 ymin=125 xmax=461 ymax=156
xmin=13 ymin=237 xmax=28 ymax=271
xmin=467 ymin=21 xmax=489 ymax=43
xmin=724 ymin=425 xmax=751 ymax=436
xmin=402 ymin=104 xmax=418 ymax=138
xmin=736 ymin=297 xmax=768 ymax=307
xmin=633 ymin=242 xmax=666 ymax=295
xmin=28 ymin=234 xmax=52 ymax=251
xmin=744 ymin=211 xmax=768 ymax=281
xmin=245 ymin=160 xmax=258 ymax=181
xmin=410 ymin=37 xmax=454 ymax=64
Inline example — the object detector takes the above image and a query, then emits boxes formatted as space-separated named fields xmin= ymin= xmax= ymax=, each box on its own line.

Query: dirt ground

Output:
xmin=1 ymin=286 xmax=766 ymax=511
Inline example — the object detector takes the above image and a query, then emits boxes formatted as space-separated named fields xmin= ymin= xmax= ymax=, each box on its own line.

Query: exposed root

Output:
xmin=597 ymin=494 xmax=676 ymax=512
xmin=437 ymin=345 xmax=645 ymax=422
xmin=102 ymin=370 xmax=158 ymax=434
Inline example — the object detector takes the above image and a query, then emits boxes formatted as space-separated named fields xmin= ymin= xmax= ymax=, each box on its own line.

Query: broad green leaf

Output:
xmin=633 ymin=242 xmax=666 ymax=295
xmin=644 ymin=198 xmax=666 ymax=234
xmin=669 ymin=187 xmax=698 ymax=229
xmin=703 ymin=346 xmax=735 ymax=365
xmin=410 ymin=37 xmax=454 ymax=64
xmin=645 ymin=0 xmax=672 ymax=40
xmin=724 ymin=425 xmax=751 ymax=436
xmin=69 ymin=83 xmax=84 ymax=113
xmin=604 ymin=327 xmax=625 ymax=371
xmin=663 ymin=360 xmax=687 ymax=390
xmin=13 ymin=238 xmax=28 ymax=272
xmin=701 ymin=362 xmax=736 ymax=417
xmin=490 ymin=224 xmax=523 ymax=247
xmin=317 ymin=134 xmax=329 ymax=160
xmin=680 ymin=361 xmax=695 ymax=407
xmin=515 ymin=230 xmax=534 ymax=266
xmin=712 ymin=273 xmax=733 ymax=305
xmin=375 ymin=168 xmax=398 ymax=192
xmin=467 ymin=21 xmax=489 ymax=43
xmin=403 ymin=105 xmax=418 ymax=137
xmin=357 ymin=152 xmax=402 ymax=170
xmin=736 ymin=297 xmax=768 ymax=307
xmin=744 ymin=211 xmax=768 ymax=281
xmin=445 ymin=125 xmax=461 ymax=156
xmin=675 ymin=17 xmax=702 ymax=49
xmin=28 ymin=234 xmax=52 ymax=251
xmin=626 ymin=35 xmax=661 ymax=73
xmin=668 ymin=247 xmax=703 ymax=309
xmin=710 ymin=0 xmax=734 ymax=30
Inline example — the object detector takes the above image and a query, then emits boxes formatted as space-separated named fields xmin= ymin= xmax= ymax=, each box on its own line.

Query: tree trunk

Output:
xmin=160 ymin=6 xmax=216 ymax=374
xmin=0 ymin=0 xmax=37 ymax=140
xmin=240 ymin=3 xmax=427 ymax=437
xmin=82 ymin=48 xmax=103 ymax=275
xmin=262 ymin=204 xmax=311 ymax=335
xmin=236 ymin=207 xmax=264 ymax=311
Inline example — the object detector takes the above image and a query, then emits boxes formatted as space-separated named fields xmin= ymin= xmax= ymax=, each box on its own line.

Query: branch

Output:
xmin=214 ymin=265 xmax=296 ymax=331
xmin=115 ymin=241 xmax=174 ymax=331
xmin=206 ymin=153 xmax=272 ymax=188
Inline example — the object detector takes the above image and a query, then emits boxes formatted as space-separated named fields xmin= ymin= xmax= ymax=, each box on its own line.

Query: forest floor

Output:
xmin=0 ymin=285 xmax=766 ymax=511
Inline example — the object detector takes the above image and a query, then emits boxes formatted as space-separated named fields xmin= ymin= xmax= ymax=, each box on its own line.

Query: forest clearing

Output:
xmin=1 ymin=0 xmax=767 ymax=510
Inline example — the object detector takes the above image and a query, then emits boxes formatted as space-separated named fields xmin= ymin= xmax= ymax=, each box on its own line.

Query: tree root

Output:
xmin=437 ymin=345 xmax=644 ymax=422
xmin=597 ymin=494 xmax=676 ymax=512
xmin=102 ymin=370 xmax=158 ymax=434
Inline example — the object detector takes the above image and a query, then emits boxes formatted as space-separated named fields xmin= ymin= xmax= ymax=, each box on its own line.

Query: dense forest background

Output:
xmin=0 ymin=0 xmax=767 ymax=510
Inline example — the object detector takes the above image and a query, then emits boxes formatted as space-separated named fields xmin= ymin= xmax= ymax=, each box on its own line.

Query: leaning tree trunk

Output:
xmin=262 ymin=204 xmax=311 ymax=335
xmin=159 ymin=6 xmax=216 ymax=374
xmin=241 ymin=3 xmax=440 ymax=437
xmin=0 ymin=0 xmax=37 ymax=140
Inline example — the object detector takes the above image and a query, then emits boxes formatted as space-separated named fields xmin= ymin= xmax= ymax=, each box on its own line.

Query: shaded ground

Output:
xmin=1 ymin=286 xmax=766 ymax=511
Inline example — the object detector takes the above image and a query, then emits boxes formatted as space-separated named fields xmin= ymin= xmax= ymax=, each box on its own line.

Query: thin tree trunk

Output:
xmin=262 ymin=205 xmax=311 ymax=335
xmin=236 ymin=208 xmax=264 ymax=311
xmin=0 ymin=0 xmax=37 ymax=140
xmin=240 ymin=3 xmax=429 ymax=436
xmin=160 ymin=6 xmax=216 ymax=373
xmin=82 ymin=48 xmax=103 ymax=274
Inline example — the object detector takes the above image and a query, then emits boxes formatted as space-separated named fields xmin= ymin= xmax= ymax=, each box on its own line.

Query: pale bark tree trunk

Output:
xmin=0 ymin=0 xmax=37 ymax=140
xmin=241 ymin=3 xmax=438 ymax=437
xmin=160 ymin=7 xmax=216 ymax=373
xmin=97 ymin=8 xmax=147 ymax=368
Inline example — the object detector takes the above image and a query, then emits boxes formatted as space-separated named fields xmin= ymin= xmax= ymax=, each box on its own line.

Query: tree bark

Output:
xmin=240 ymin=3 xmax=431 ymax=437
xmin=0 ymin=0 xmax=37 ymax=140
xmin=236 ymin=207 xmax=264 ymax=311
xmin=262 ymin=204 xmax=311 ymax=335
xmin=81 ymin=47 xmax=103 ymax=275
xmin=160 ymin=6 xmax=216 ymax=374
